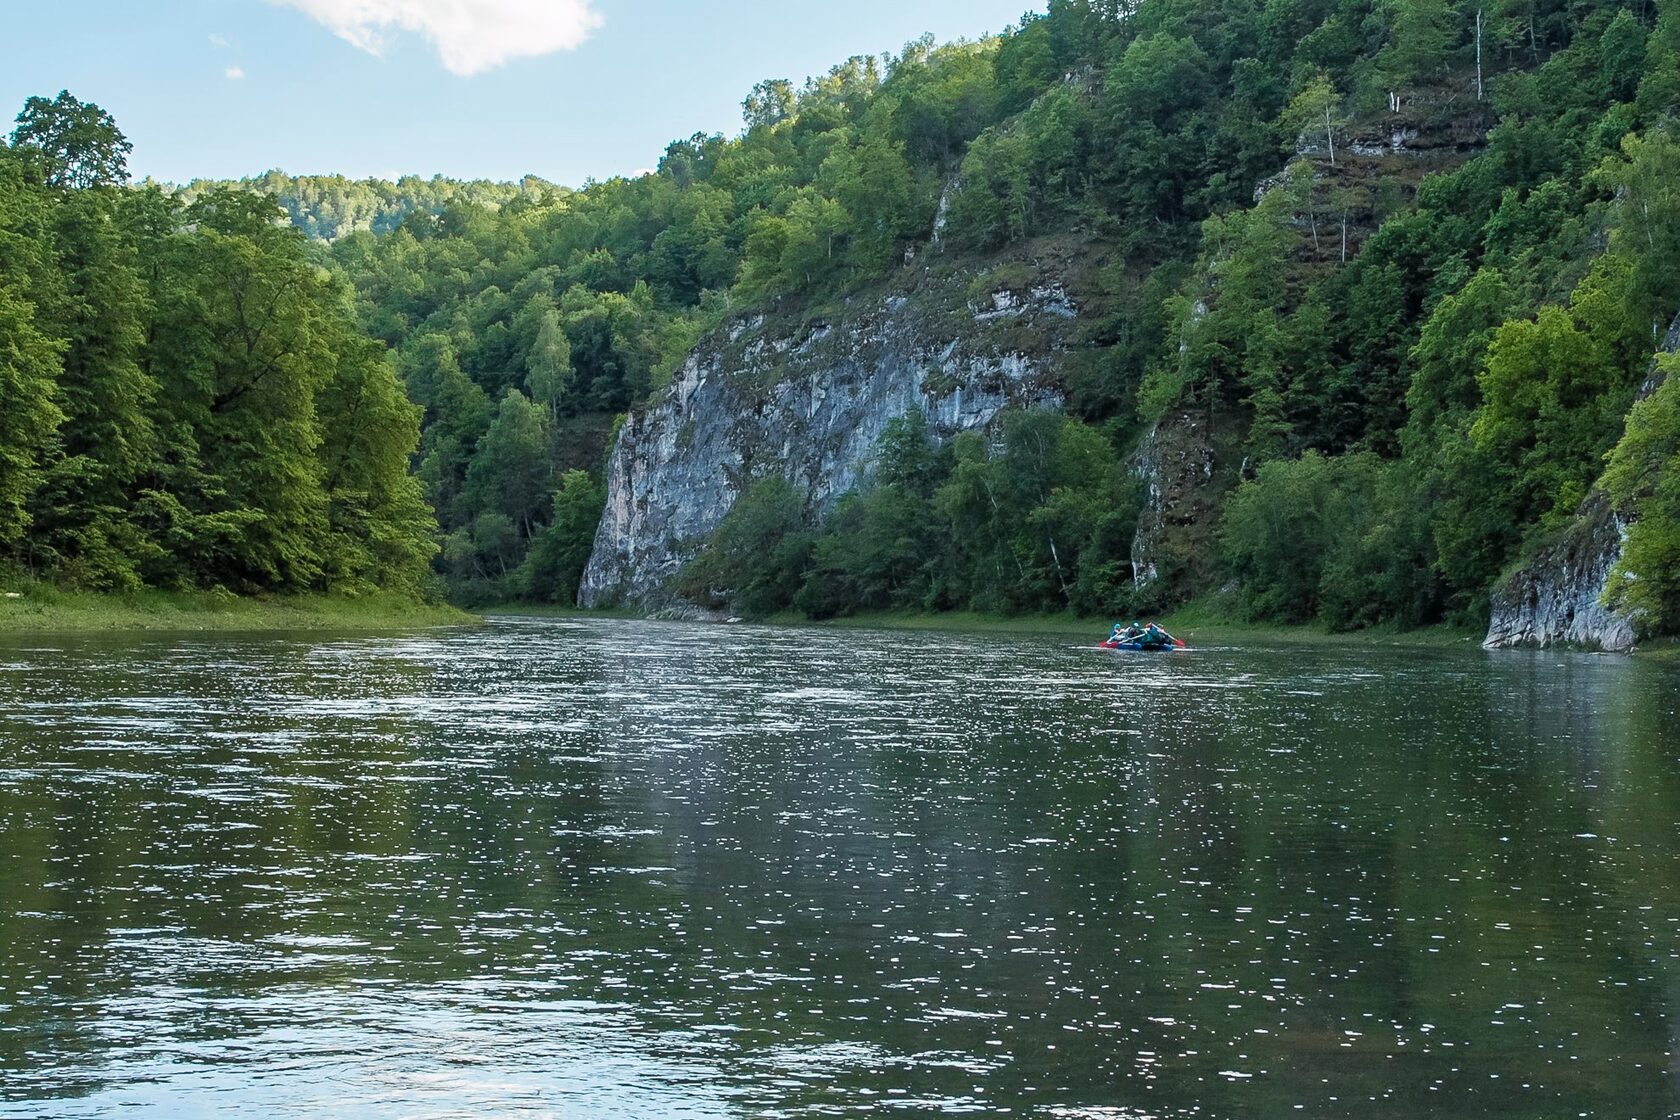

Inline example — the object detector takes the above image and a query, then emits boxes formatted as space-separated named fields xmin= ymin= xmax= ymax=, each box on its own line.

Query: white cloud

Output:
xmin=270 ymin=0 xmax=602 ymax=77
xmin=209 ymin=33 xmax=231 ymax=49
xmin=225 ymin=66 xmax=247 ymax=80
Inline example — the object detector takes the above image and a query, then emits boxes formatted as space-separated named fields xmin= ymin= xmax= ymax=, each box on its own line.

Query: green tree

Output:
xmin=1376 ymin=0 xmax=1458 ymax=100
xmin=0 ymin=284 xmax=64 ymax=551
xmin=465 ymin=389 xmax=552 ymax=542
xmin=316 ymin=337 xmax=438 ymax=594
xmin=1602 ymin=354 xmax=1680 ymax=629
xmin=679 ymin=476 xmax=812 ymax=617
xmin=1284 ymin=72 xmax=1346 ymax=165
xmin=525 ymin=306 xmax=574 ymax=424
xmin=9 ymin=91 xmax=132 ymax=189
xmin=26 ymin=188 xmax=157 ymax=586
xmin=519 ymin=470 xmax=606 ymax=604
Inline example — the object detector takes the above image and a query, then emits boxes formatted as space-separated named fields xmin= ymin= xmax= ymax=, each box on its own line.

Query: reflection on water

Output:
xmin=1 ymin=619 xmax=1678 ymax=1118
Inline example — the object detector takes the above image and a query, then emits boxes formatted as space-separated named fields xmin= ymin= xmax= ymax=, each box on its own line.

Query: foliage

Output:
xmin=686 ymin=410 xmax=1141 ymax=621
xmin=12 ymin=0 xmax=1680 ymax=628
xmin=1603 ymin=355 xmax=1680 ymax=629
xmin=0 ymin=97 xmax=436 ymax=598
xmin=678 ymin=477 xmax=814 ymax=618
xmin=1222 ymin=452 xmax=1435 ymax=630
xmin=519 ymin=470 xmax=606 ymax=604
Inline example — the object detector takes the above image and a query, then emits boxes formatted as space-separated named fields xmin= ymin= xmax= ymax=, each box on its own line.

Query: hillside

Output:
xmin=5 ymin=0 xmax=1680 ymax=648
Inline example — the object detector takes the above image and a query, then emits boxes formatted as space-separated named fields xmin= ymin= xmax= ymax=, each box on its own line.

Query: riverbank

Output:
xmin=483 ymin=602 xmax=1486 ymax=649
xmin=778 ymin=608 xmax=1486 ymax=649
xmin=475 ymin=602 xmax=1680 ymax=661
xmin=0 ymin=586 xmax=476 ymax=634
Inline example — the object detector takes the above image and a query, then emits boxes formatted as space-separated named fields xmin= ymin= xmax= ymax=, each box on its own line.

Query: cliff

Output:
xmin=578 ymin=273 xmax=1077 ymax=608
xmin=1483 ymin=312 xmax=1680 ymax=652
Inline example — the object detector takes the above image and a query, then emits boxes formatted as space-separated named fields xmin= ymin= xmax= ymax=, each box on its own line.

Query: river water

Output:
xmin=0 ymin=618 xmax=1677 ymax=1118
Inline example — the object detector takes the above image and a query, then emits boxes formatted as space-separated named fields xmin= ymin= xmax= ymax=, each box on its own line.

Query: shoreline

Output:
xmin=780 ymin=610 xmax=1489 ymax=650
xmin=0 ymin=587 xmax=477 ymax=635
xmin=482 ymin=603 xmax=1490 ymax=650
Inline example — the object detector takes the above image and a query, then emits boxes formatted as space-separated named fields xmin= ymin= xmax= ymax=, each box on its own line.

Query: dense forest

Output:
xmin=0 ymin=92 xmax=435 ymax=597
xmin=5 ymin=0 xmax=1680 ymax=636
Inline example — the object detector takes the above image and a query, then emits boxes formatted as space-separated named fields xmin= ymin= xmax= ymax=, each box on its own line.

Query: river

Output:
xmin=1 ymin=618 xmax=1677 ymax=1118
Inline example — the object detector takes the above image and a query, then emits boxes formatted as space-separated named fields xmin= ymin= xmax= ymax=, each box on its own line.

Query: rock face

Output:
xmin=1483 ymin=312 xmax=1680 ymax=652
xmin=578 ymin=284 xmax=1074 ymax=608
xmin=1130 ymin=406 xmax=1226 ymax=596
xmin=1482 ymin=492 xmax=1641 ymax=652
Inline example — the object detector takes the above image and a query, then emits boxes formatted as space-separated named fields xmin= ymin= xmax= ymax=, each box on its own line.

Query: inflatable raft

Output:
xmin=1100 ymin=636 xmax=1187 ymax=652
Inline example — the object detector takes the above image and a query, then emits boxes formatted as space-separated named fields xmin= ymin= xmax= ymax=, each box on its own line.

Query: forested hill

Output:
xmin=5 ymin=0 xmax=1680 ymax=640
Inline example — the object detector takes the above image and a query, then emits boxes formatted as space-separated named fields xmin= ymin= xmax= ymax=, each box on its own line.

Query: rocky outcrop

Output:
xmin=578 ymin=282 xmax=1076 ymax=608
xmin=1483 ymin=312 xmax=1680 ymax=652
xmin=1482 ymin=492 xmax=1641 ymax=652
xmin=1130 ymin=406 xmax=1225 ymax=596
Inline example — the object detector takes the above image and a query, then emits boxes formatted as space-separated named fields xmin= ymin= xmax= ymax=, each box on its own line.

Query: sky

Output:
xmin=5 ymin=0 xmax=1042 ymax=186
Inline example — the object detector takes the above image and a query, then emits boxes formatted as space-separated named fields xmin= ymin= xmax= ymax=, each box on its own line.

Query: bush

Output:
xmin=677 ymin=477 xmax=813 ymax=617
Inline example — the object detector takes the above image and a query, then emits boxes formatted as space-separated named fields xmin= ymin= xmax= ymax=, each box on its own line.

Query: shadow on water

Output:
xmin=0 ymin=620 xmax=1677 ymax=1118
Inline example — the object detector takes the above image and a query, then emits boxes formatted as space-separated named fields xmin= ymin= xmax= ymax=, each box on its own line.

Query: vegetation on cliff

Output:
xmin=668 ymin=0 xmax=1680 ymax=631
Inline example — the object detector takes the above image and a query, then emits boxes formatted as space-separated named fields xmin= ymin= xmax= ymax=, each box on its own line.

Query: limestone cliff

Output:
xmin=578 ymin=278 xmax=1076 ymax=608
xmin=1483 ymin=312 xmax=1680 ymax=652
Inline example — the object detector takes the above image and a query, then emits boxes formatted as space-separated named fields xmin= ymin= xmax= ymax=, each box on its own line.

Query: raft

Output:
xmin=1100 ymin=638 xmax=1187 ymax=652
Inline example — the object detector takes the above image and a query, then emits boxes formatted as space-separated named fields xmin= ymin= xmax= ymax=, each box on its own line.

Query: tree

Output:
xmin=1285 ymin=72 xmax=1346 ymax=165
xmin=146 ymin=191 xmax=338 ymax=590
xmin=1470 ymin=263 xmax=1642 ymax=538
xmin=315 ymin=336 xmax=438 ymax=594
xmin=1402 ymin=267 xmax=1515 ymax=463
xmin=743 ymin=79 xmax=796 ymax=130
xmin=25 ymin=187 xmax=157 ymax=587
xmin=0 ymin=285 xmax=64 ymax=552
xmin=1602 ymin=129 xmax=1680 ymax=328
xmin=1377 ymin=0 xmax=1458 ymax=102
xmin=679 ymin=476 xmax=812 ymax=617
xmin=9 ymin=91 xmax=132 ymax=189
xmin=519 ymin=470 xmax=606 ymax=604
xmin=525 ymin=307 xmax=574 ymax=424
xmin=1603 ymin=354 xmax=1680 ymax=629
xmin=465 ymin=389 xmax=551 ymax=541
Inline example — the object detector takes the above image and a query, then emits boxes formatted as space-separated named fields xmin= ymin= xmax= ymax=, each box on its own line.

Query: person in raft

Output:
xmin=1109 ymin=621 xmax=1146 ymax=645
xmin=1140 ymin=622 xmax=1179 ymax=649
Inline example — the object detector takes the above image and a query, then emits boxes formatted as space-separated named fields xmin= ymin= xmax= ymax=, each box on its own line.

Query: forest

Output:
xmin=0 ymin=92 xmax=435 ymax=598
xmin=4 ymin=0 xmax=1680 ymax=636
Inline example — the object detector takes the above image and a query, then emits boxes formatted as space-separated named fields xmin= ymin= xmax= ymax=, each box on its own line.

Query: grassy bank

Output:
xmin=473 ymin=601 xmax=1680 ymax=659
xmin=0 ymin=585 xmax=476 ymax=634
xmin=755 ymin=603 xmax=1485 ymax=649
xmin=485 ymin=600 xmax=1487 ymax=647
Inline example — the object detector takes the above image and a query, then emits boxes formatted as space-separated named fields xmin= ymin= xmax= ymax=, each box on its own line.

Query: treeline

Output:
xmin=0 ymin=92 xmax=434 ymax=596
xmin=168 ymin=170 xmax=563 ymax=242
xmin=290 ymin=0 xmax=1680 ymax=634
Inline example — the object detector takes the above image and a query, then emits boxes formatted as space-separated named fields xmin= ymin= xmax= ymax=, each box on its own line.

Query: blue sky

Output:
xmin=6 ymin=0 xmax=1042 ymax=186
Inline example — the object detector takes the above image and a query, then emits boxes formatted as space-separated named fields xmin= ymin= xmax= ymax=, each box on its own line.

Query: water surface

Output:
xmin=1 ymin=619 xmax=1677 ymax=1118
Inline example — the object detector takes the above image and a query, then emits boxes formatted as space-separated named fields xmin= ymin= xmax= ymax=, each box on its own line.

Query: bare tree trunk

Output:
xmin=1324 ymin=108 xmax=1336 ymax=166
xmin=1475 ymin=9 xmax=1485 ymax=101
xmin=1047 ymin=534 xmax=1073 ymax=604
